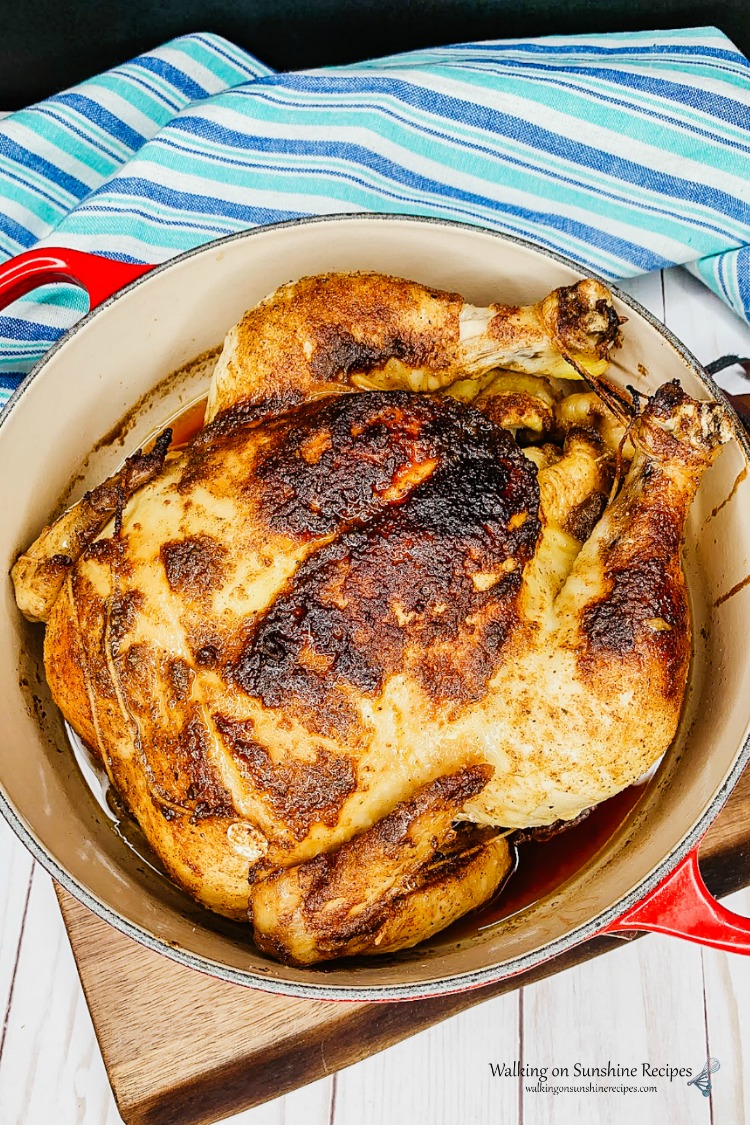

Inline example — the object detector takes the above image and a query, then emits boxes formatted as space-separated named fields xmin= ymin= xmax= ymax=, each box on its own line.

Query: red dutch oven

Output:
xmin=1 ymin=216 xmax=750 ymax=1001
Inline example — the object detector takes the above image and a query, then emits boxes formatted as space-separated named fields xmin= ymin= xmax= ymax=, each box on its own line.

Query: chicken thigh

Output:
xmin=12 ymin=273 xmax=732 ymax=964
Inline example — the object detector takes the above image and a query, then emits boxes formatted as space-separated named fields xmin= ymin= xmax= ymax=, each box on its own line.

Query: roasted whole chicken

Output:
xmin=12 ymin=272 xmax=733 ymax=965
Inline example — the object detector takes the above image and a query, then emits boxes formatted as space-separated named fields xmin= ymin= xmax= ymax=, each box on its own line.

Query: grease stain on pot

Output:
xmin=715 ymin=573 xmax=750 ymax=608
xmin=709 ymin=466 xmax=748 ymax=521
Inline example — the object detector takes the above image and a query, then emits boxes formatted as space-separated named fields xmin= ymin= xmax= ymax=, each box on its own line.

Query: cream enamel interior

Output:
xmin=1 ymin=216 xmax=750 ymax=998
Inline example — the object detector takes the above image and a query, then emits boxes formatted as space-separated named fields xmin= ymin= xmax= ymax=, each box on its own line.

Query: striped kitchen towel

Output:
xmin=0 ymin=26 xmax=748 ymax=407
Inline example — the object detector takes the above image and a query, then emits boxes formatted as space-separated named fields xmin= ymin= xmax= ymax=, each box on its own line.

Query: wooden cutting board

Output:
xmin=54 ymin=762 xmax=750 ymax=1125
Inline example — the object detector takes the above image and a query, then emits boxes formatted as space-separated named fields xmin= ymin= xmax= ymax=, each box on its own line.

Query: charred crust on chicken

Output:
xmin=160 ymin=534 xmax=228 ymax=601
xmin=215 ymin=714 xmax=357 ymax=843
xmin=541 ymin=279 xmax=624 ymax=359
xmin=231 ymin=391 xmax=540 ymax=734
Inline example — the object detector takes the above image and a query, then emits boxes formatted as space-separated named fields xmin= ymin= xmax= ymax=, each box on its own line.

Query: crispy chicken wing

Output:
xmin=12 ymin=272 xmax=732 ymax=961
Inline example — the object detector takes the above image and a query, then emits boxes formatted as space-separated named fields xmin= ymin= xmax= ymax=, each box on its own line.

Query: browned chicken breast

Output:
xmin=11 ymin=272 xmax=732 ymax=965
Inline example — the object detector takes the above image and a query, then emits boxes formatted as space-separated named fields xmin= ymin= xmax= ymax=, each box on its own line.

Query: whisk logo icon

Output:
xmin=687 ymin=1058 xmax=720 ymax=1097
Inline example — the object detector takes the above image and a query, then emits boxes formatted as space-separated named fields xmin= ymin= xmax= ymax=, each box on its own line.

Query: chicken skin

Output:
xmin=12 ymin=273 xmax=732 ymax=964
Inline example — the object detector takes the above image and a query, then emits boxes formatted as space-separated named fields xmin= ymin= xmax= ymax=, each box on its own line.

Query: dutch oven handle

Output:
xmin=0 ymin=246 xmax=153 ymax=311
xmin=603 ymin=847 xmax=750 ymax=952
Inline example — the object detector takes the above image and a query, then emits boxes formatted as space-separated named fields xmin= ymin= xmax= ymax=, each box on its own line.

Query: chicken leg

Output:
xmin=251 ymin=765 xmax=512 ymax=965
xmin=207 ymin=273 xmax=622 ymax=421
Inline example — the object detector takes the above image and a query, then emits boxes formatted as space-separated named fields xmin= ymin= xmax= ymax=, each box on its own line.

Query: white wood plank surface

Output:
xmin=1 ymin=266 xmax=750 ymax=1125
xmin=220 ymin=1076 xmax=333 ymax=1125
xmin=0 ymin=820 xmax=33 ymax=1038
xmin=702 ymin=888 xmax=750 ymax=1125
xmin=332 ymin=991 xmax=520 ymax=1125
xmin=0 ymin=868 xmax=121 ymax=1125
xmin=521 ymin=936 xmax=712 ymax=1125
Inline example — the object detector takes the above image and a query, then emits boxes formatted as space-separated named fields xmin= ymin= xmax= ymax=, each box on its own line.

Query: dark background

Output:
xmin=0 ymin=0 xmax=748 ymax=108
